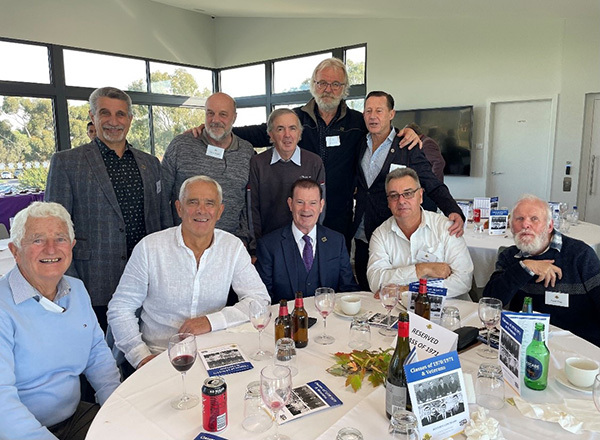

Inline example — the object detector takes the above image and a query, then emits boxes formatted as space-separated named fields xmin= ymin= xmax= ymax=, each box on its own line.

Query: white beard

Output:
xmin=514 ymin=230 xmax=547 ymax=255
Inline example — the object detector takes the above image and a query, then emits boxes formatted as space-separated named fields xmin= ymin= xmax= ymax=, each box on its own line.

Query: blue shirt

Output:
xmin=0 ymin=267 xmax=121 ymax=440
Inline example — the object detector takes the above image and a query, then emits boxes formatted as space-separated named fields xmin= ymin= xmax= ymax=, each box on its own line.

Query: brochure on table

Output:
xmin=489 ymin=209 xmax=509 ymax=235
xmin=278 ymin=380 xmax=342 ymax=424
xmin=473 ymin=196 xmax=498 ymax=218
xmin=405 ymin=311 xmax=458 ymax=360
xmin=405 ymin=351 xmax=470 ymax=440
xmin=407 ymin=279 xmax=447 ymax=321
xmin=194 ymin=433 xmax=227 ymax=440
xmin=498 ymin=311 xmax=550 ymax=395
xmin=198 ymin=343 xmax=253 ymax=376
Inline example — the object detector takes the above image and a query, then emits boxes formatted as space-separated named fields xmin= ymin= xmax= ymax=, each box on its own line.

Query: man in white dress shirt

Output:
xmin=367 ymin=167 xmax=473 ymax=299
xmin=107 ymin=176 xmax=270 ymax=369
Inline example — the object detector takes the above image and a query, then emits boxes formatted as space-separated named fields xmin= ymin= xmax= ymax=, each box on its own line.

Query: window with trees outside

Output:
xmin=0 ymin=38 xmax=365 ymax=191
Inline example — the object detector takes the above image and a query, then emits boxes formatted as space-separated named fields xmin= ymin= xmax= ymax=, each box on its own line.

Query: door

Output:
xmin=579 ymin=94 xmax=600 ymax=225
xmin=486 ymin=99 xmax=555 ymax=210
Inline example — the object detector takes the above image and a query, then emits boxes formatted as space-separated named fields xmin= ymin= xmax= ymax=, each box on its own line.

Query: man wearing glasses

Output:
xmin=366 ymin=167 xmax=473 ymax=299
xmin=353 ymin=91 xmax=465 ymax=291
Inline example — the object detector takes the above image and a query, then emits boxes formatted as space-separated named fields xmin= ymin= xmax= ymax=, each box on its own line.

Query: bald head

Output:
xmin=205 ymin=92 xmax=237 ymax=143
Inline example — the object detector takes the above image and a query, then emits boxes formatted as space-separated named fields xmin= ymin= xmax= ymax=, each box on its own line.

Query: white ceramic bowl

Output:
xmin=564 ymin=357 xmax=599 ymax=388
xmin=340 ymin=294 xmax=361 ymax=316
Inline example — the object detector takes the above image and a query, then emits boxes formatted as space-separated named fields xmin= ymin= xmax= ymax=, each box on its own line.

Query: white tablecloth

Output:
xmin=464 ymin=221 xmax=600 ymax=288
xmin=87 ymin=295 xmax=600 ymax=440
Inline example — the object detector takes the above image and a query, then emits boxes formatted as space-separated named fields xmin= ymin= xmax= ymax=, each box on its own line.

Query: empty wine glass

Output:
xmin=249 ymin=298 xmax=273 ymax=360
xmin=314 ymin=287 xmax=336 ymax=345
xmin=168 ymin=333 xmax=199 ymax=410
xmin=260 ymin=365 xmax=293 ymax=440
xmin=478 ymin=297 xmax=503 ymax=359
xmin=593 ymin=374 xmax=600 ymax=412
xmin=379 ymin=283 xmax=399 ymax=337
xmin=440 ymin=306 xmax=462 ymax=331
xmin=389 ymin=409 xmax=420 ymax=439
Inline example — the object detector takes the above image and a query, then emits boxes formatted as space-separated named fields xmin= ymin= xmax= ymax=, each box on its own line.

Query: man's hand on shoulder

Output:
xmin=522 ymin=259 xmax=563 ymax=287
xmin=179 ymin=316 xmax=212 ymax=335
xmin=183 ymin=124 xmax=205 ymax=138
xmin=447 ymin=213 xmax=464 ymax=237
xmin=137 ymin=354 xmax=158 ymax=369
xmin=416 ymin=262 xmax=452 ymax=280
xmin=396 ymin=127 xmax=423 ymax=150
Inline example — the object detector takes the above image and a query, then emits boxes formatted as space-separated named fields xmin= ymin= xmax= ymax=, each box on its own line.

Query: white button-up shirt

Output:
xmin=107 ymin=226 xmax=270 ymax=368
xmin=367 ymin=210 xmax=473 ymax=298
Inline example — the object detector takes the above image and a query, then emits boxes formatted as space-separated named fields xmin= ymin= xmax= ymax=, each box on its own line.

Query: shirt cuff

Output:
xmin=519 ymin=261 xmax=535 ymax=276
xmin=206 ymin=311 xmax=227 ymax=332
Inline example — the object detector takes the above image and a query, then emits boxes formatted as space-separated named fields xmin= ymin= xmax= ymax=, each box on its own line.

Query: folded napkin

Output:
xmin=512 ymin=396 xmax=600 ymax=434
xmin=463 ymin=407 xmax=505 ymax=440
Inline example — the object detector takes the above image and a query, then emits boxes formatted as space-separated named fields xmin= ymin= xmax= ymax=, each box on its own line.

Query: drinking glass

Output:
xmin=348 ymin=315 xmax=371 ymax=350
xmin=314 ymin=287 xmax=336 ymax=345
xmin=168 ymin=333 xmax=199 ymax=410
xmin=476 ymin=363 xmax=505 ymax=410
xmin=274 ymin=337 xmax=298 ymax=376
xmin=440 ymin=306 xmax=461 ymax=331
xmin=336 ymin=427 xmax=364 ymax=440
xmin=249 ymin=298 xmax=273 ymax=360
xmin=242 ymin=380 xmax=273 ymax=433
xmin=593 ymin=374 xmax=600 ymax=412
xmin=260 ymin=365 xmax=292 ymax=440
xmin=478 ymin=297 xmax=502 ymax=359
xmin=388 ymin=409 xmax=420 ymax=439
xmin=379 ymin=283 xmax=399 ymax=337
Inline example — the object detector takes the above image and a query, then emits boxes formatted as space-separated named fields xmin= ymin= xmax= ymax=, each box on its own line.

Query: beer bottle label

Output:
xmin=385 ymin=380 xmax=407 ymax=415
xmin=525 ymin=355 xmax=543 ymax=380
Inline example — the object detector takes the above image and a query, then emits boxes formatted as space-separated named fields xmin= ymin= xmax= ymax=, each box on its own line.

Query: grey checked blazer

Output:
xmin=45 ymin=142 xmax=167 ymax=306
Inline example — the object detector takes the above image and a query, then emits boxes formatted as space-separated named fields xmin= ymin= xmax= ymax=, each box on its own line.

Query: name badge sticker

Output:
xmin=206 ymin=145 xmax=225 ymax=159
xmin=326 ymin=136 xmax=341 ymax=147
xmin=389 ymin=163 xmax=407 ymax=173
xmin=545 ymin=291 xmax=569 ymax=308
xmin=416 ymin=249 xmax=437 ymax=263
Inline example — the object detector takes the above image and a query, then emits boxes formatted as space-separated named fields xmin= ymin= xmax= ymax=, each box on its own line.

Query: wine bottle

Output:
xmin=291 ymin=292 xmax=309 ymax=348
xmin=274 ymin=299 xmax=292 ymax=342
xmin=414 ymin=278 xmax=431 ymax=320
xmin=524 ymin=323 xmax=549 ymax=390
xmin=385 ymin=310 xmax=412 ymax=418
xmin=521 ymin=296 xmax=533 ymax=313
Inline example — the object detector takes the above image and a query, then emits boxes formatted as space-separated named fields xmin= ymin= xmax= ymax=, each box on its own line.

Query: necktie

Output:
xmin=302 ymin=235 xmax=313 ymax=272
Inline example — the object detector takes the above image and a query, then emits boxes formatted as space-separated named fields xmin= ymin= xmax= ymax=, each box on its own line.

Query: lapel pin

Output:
xmin=390 ymin=148 xmax=395 ymax=153
xmin=321 ymin=237 xmax=327 ymax=243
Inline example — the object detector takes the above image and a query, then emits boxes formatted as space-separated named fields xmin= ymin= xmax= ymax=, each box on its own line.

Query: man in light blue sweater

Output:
xmin=0 ymin=202 xmax=121 ymax=440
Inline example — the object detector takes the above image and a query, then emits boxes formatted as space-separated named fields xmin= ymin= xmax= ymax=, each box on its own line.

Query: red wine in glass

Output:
xmin=171 ymin=354 xmax=195 ymax=372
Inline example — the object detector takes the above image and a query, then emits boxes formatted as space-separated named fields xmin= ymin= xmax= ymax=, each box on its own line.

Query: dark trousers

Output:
xmin=48 ymin=401 xmax=99 ymax=440
xmin=354 ymin=238 xmax=371 ymax=292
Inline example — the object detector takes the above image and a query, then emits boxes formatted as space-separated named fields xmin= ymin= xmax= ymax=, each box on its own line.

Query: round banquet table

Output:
xmin=463 ymin=221 xmax=600 ymax=288
xmin=86 ymin=294 xmax=600 ymax=440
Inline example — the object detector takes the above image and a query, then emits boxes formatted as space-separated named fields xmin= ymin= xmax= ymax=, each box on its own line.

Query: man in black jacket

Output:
xmin=353 ymin=91 xmax=464 ymax=290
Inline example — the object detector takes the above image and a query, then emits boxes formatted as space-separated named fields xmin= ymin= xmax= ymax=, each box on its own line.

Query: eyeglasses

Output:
xmin=386 ymin=188 xmax=421 ymax=201
xmin=314 ymin=80 xmax=345 ymax=91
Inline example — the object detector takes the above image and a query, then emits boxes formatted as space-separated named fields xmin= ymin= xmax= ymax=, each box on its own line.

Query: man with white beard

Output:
xmin=483 ymin=194 xmax=600 ymax=347
xmin=162 ymin=92 xmax=254 ymax=246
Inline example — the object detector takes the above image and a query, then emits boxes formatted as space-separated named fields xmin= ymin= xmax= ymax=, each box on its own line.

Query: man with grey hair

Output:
xmin=249 ymin=108 xmax=325 ymax=240
xmin=484 ymin=194 xmax=600 ymax=347
xmin=194 ymin=58 xmax=420 ymax=245
xmin=0 ymin=202 xmax=120 ymax=440
xmin=162 ymin=92 xmax=254 ymax=247
xmin=108 ymin=175 xmax=270 ymax=370
xmin=45 ymin=86 xmax=165 ymax=332
xmin=367 ymin=168 xmax=473 ymax=299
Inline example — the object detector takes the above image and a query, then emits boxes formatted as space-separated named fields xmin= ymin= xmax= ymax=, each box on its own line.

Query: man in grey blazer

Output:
xmin=45 ymin=87 xmax=165 ymax=331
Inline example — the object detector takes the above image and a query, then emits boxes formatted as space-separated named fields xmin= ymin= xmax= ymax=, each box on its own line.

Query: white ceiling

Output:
xmin=150 ymin=0 xmax=600 ymax=19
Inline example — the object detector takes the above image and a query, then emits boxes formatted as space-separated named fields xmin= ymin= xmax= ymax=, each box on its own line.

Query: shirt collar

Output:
xmin=8 ymin=266 xmax=71 ymax=306
xmin=366 ymin=126 xmax=396 ymax=150
xmin=271 ymin=146 xmax=301 ymax=166
xmin=514 ymin=230 xmax=562 ymax=258
xmin=95 ymin=137 xmax=132 ymax=156
xmin=291 ymin=222 xmax=317 ymax=245
xmin=389 ymin=208 xmax=430 ymax=239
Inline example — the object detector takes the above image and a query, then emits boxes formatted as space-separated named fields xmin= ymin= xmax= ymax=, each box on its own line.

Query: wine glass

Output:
xmin=593 ymin=374 xmax=600 ymax=412
xmin=249 ymin=298 xmax=273 ymax=361
xmin=379 ymin=283 xmax=399 ymax=337
xmin=314 ymin=287 xmax=336 ymax=345
xmin=260 ymin=365 xmax=293 ymax=440
xmin=168 ymin=332 xmax=199 ymax=410
xmin=477 ymin=297 xmax=503 ymax=359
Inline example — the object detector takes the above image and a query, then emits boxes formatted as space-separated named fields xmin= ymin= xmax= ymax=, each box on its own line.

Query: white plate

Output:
xmin=555 ymin=368 xmax=593 ymax=394
xmin=332 ymin=302 xmax=368 ymax=319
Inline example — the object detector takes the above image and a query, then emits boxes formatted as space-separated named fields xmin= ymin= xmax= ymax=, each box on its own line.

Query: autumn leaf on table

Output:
xmin=327 ymin=348 xmax=393 ymax=392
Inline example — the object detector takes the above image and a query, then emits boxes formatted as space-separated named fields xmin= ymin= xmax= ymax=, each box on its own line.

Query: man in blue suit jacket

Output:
xmin=256 ymin=178 xmax=359 ymax=303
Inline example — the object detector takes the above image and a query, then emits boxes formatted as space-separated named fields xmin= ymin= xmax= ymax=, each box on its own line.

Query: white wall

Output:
xmin=213 ymin=16 xmax=600 ymax=204
xmin=0 ymin=0 xmax=216 ymax=67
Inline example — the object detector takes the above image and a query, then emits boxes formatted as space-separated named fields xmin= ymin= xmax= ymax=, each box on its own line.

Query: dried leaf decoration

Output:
xmin=326 ymin=348 xmax=393 ymax=392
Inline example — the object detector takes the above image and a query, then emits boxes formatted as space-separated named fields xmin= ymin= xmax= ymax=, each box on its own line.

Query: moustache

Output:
xmin=209 ymin=122 xmax=226 ymax=129
xmin=102 ymin=124 xmax=125 ymax=130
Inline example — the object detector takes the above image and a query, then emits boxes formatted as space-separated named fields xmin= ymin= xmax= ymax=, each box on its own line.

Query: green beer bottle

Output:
xmin=524 ymin=323 xmax=549 ymax=390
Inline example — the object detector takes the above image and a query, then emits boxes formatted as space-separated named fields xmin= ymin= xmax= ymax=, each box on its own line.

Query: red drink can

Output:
xmin=202 ymin=377 xmax=228 ymax=432
xmin=473 ymin=208 xmax=481 ymax=223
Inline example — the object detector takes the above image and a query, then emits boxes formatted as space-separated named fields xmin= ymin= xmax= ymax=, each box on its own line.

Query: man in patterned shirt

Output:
xmin=45 ymin=87 xmax=165 ymax=331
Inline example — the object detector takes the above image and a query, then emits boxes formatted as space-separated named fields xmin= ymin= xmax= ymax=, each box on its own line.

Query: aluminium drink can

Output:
xmin=202 ymin=377 xmax=228 ymax=432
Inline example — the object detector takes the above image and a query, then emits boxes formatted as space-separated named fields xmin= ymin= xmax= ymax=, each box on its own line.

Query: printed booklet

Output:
xmin=198 ymin=343 xmax=253 ymax=376
xmin=278 ymin=380 xmax=343 ymax=424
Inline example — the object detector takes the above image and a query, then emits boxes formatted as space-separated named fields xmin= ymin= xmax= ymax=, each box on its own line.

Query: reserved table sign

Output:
xmin=405 ymin=351 xmax=470 ymax=440
xmin=407 ymin=311 xmax=458 ymax=360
